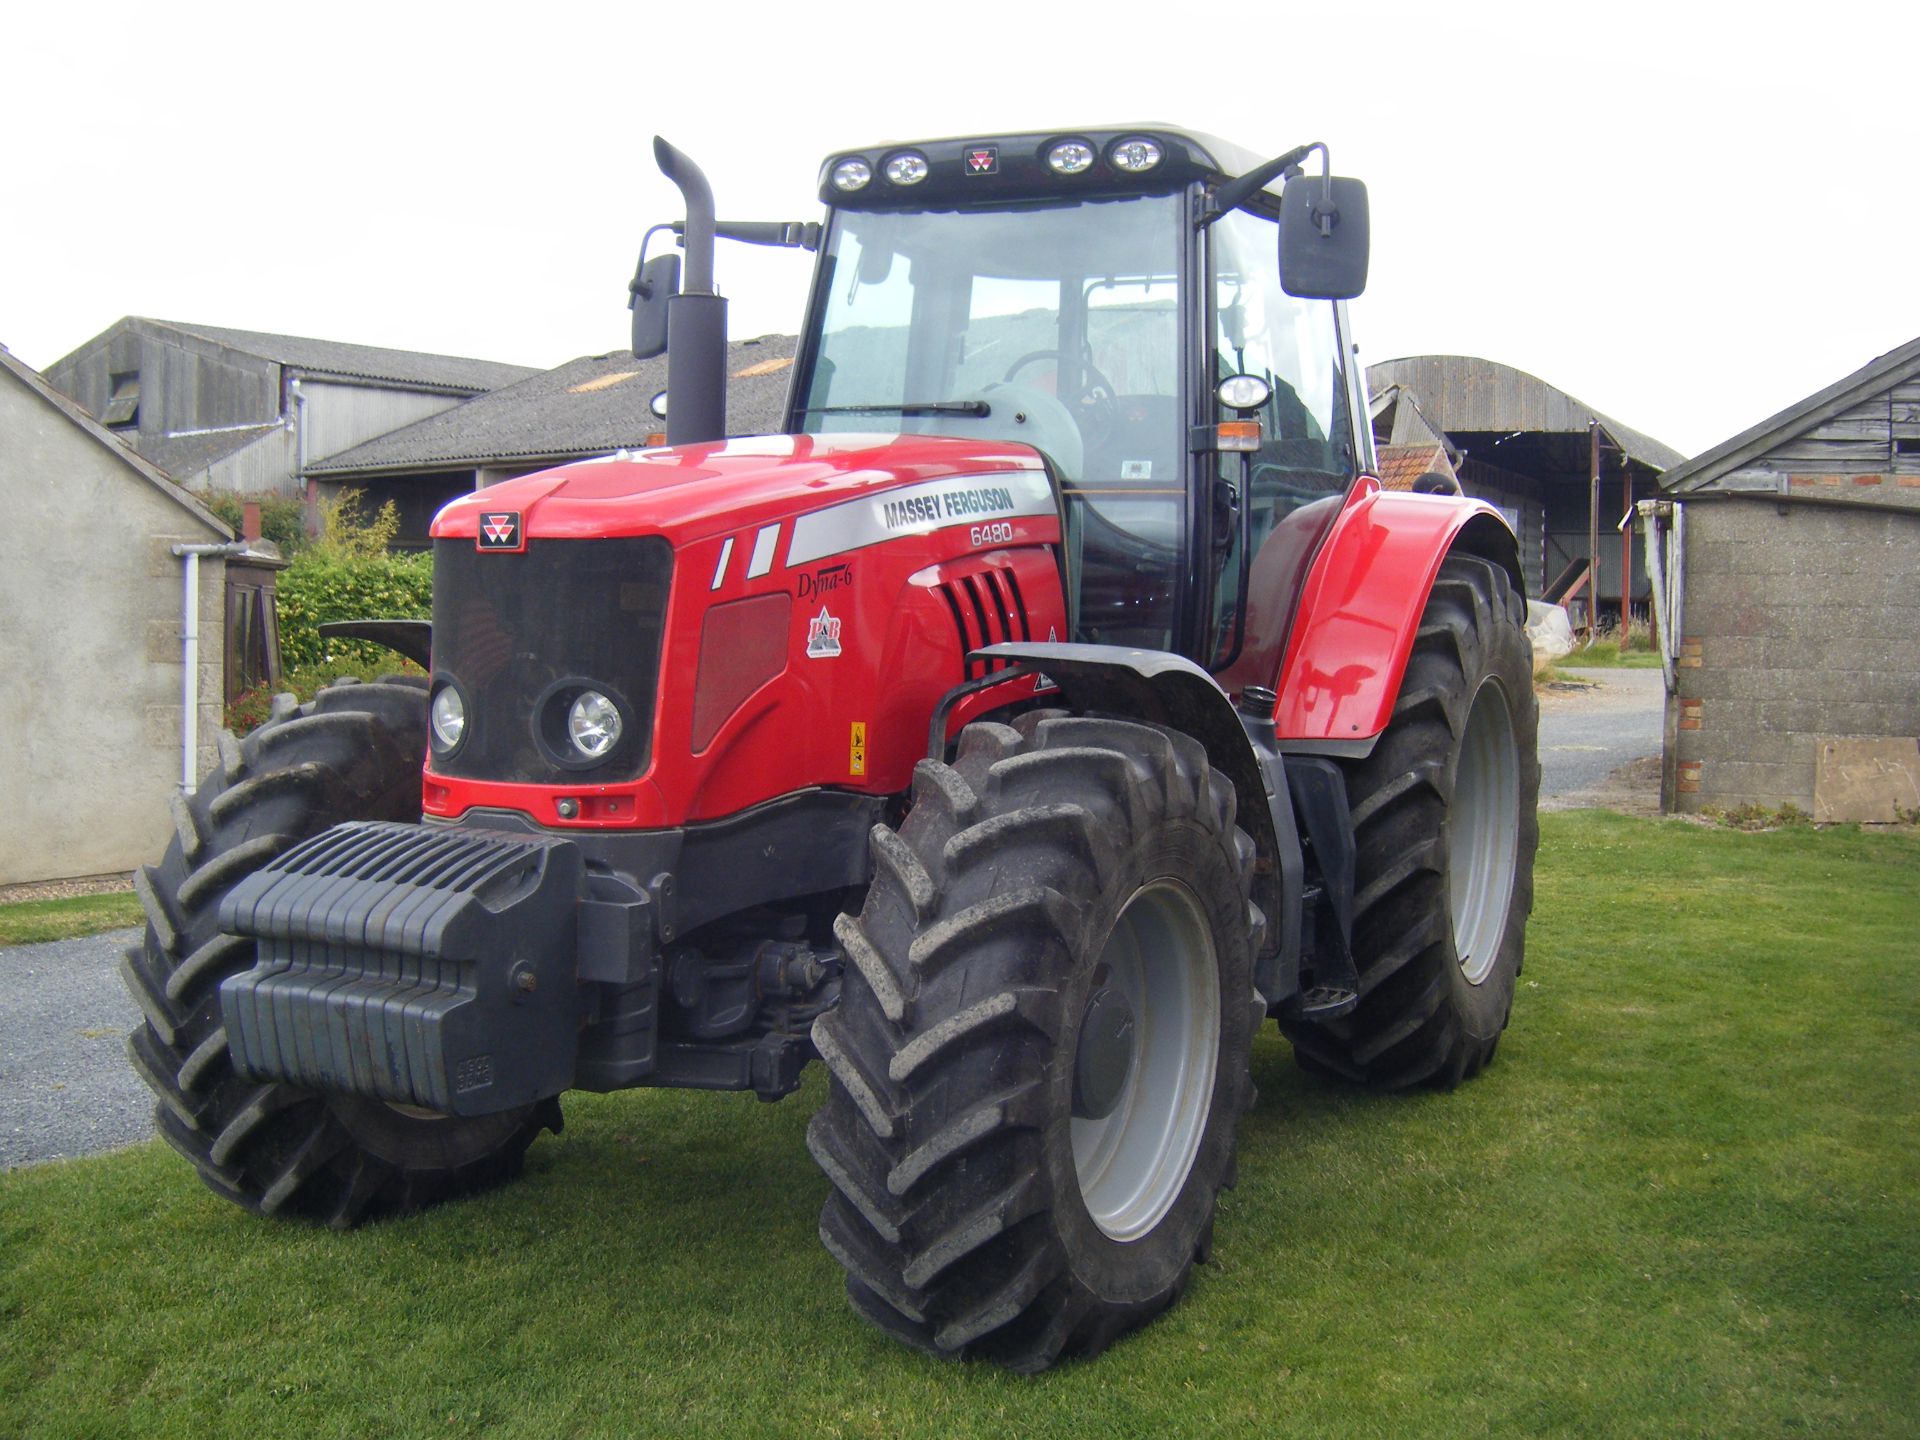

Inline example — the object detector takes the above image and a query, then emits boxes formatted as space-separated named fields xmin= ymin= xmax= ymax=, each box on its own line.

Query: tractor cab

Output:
xmin=783 ymin=128 xmax=1373 ymax=666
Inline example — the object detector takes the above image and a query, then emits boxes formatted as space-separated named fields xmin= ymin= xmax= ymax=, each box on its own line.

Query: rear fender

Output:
xmin=1270 ymin=481 xmax=1521 ymax=751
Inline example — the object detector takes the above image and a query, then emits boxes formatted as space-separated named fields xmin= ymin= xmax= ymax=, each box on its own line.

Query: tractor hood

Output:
xmin=432 ymin=433 xmax=1050 ymax=548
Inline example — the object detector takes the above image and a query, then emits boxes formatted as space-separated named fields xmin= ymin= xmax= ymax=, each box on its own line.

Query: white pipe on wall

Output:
xmin=1634 ymin=499 xmax=1685 ymax=695
xmin=172 ymin=541 xmax=249 ymax=790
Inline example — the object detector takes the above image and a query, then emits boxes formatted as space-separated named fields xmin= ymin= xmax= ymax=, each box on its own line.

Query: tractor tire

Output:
xmin=808 ymin=714 xmax=1264 ymax=1370
xmin=1282 ymin=552 xmax=1540 ymax=1090
xmin=123 ymin=676 xmax=559 ymax=1228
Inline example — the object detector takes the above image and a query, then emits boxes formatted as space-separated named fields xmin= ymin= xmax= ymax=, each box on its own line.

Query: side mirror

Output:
xmin=1279 ymin=175 xmax=1369 ymax=300
xmin=629 ymin=252 xmax=681 ymax=360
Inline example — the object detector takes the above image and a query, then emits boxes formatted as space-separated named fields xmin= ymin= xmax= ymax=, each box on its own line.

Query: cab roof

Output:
xmin=816 ymin=125 xmax=1283 ymax=209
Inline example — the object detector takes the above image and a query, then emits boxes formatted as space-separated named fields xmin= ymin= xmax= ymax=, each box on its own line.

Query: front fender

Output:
xmin=318 ymin=618 xmax=433 ymax=669
xmin=969 ymin=641 xmax=1305 ymax=1000
xmin=1273 ymin=480 xmax=1521 ymax=749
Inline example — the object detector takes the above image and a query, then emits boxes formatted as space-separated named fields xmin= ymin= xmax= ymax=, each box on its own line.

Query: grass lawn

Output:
xmin=3 ymin=812 xmax=1916 ymax=1438
xmin=1559 ymin=639 xmax=1664 ymax=669
xmin=0 ymin=892 xmax=141 ymax=947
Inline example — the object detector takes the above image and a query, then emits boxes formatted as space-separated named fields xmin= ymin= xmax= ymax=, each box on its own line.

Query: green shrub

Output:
xmin=195 ymin=490 xmax=310 ymax=557
xmin=275 ymin=490 xmax=433 ymax=672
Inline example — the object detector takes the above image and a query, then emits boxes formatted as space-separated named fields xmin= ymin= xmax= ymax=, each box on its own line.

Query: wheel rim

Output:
xmin=1070 ymin=879 xmax=1220 ymax=1242
xmin=1450 ymin=678 xmax=1520 ymax=985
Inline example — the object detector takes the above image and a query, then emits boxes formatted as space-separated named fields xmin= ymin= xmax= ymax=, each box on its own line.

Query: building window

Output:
xmin=1893 ymin=435 xmax=1920 ymax=472
xmin=103 ymin=371 xmax=140 ymax=428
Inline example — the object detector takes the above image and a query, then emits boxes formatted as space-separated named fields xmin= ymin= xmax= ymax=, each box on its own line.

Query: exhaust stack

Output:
xmin=654 ymin=136 xmax=727 ymax=446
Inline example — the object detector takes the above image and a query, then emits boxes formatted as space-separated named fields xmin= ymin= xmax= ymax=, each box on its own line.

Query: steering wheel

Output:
xmin=1002 ymin=349 xmax=1116 ymax=449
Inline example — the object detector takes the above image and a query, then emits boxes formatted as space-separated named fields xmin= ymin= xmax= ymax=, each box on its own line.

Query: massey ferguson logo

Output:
xmin=478 ymin=511 xmax=523 ymax=551
xmin=965 ymin=146 xmax=999 ymax=175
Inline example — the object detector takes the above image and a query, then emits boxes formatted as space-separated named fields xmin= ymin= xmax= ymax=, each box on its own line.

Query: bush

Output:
xmin=195 ymin=491 xmax=310 ymax=557
xmin=275 ymin=491 xmax=433 ymax=672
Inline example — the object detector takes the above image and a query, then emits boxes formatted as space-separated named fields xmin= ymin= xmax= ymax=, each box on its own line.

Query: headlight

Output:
xmin=429 ymin=684 xmax=466 ymax=752
xmin=567 ymin=690 xmax=623 ymax=760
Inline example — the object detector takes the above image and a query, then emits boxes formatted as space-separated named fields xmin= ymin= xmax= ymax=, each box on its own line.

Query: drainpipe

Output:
xmin=172 ymin=541 xmax=250 ymax=790
xmin=291 ymin=377 xmax=317 ymax=533
xmin=1634 ymin=499 xmax=1681 ymax=693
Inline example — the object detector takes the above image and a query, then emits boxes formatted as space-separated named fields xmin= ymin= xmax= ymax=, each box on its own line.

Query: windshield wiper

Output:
xmin=794 ymin=400 xmax=991 ymax=418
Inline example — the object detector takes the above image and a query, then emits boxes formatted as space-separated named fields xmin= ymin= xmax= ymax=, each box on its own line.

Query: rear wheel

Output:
xmin=808 ymin=714 xmax=1263 ymax=1370
xmin=123 ymin=677 xmax=559 ymax=1227
xmin=1282 ymin=553 xmax=1540 ymax=1089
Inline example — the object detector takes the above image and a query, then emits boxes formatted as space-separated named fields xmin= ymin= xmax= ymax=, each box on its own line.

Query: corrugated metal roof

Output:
xmin=1367 ymin=355 xmax=1683 ymax=473
xmin=1658 ymin=335 xmax=1920 ymax=492
xmin=136 ymin=423 xmax=284 ymax=477
xmin=309 ymin=336 xmax=796 ymax=477
xmin=145 ymin=320 xmax=541 ymax=393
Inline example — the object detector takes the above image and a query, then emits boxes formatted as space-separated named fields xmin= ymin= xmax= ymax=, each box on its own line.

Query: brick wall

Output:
xmin=1668 ymin=497 xmax=1920 ymax=813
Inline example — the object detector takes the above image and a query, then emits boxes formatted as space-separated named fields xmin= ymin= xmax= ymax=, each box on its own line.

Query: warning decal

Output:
xmin=849 ymin=722 xmax=867 ymax=776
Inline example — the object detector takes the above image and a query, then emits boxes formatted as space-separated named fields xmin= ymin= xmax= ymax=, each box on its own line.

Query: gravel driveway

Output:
xmin=0 ymin=928 xmax=150 ymax=1169
xmin=2 ymin=669 xmax=1669 ymax=1172
xmin=1537 ymin=667 xmax=1667 ymax=813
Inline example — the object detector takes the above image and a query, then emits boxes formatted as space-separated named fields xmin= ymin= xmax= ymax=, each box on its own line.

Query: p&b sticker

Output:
xmin=806 ymin=606 xmax=843 ymax=658
xmin=477 ymin=511 xmax=524 ymax=551
xmin=849 ymin=722 xmax=867 ymax=776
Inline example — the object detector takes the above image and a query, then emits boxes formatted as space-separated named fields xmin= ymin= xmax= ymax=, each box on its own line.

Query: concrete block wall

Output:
xmin=1668 ymin=497 xmax=1920 ymax=812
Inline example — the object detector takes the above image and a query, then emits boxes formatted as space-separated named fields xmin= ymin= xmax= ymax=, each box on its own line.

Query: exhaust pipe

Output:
xmin=654 ymin=136 xmax=727 ymax=446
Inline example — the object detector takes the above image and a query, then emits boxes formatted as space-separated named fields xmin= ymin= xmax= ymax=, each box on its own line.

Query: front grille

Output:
xmin=937 ymin=563 xmax=1032 ymax=680
xmin=431 ymin=536 xmax=672 ymax=784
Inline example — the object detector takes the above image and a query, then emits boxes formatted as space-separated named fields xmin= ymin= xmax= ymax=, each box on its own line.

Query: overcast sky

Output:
xmin=5 ymin=1 xmax=1915 ymax=457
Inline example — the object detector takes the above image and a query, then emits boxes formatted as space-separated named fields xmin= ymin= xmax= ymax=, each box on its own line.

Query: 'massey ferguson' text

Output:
xmin=882 ymin=485 xmax=1017 ymax=530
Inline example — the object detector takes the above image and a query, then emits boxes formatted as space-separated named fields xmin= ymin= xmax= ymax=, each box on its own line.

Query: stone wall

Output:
xmin=1667 ymin=495 xmax=1920 ymax=813
xmin=0 ymin=368 xmax=226 ymax=884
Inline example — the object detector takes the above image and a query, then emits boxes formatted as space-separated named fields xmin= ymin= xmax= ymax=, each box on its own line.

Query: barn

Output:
xmin=44 ymin=319 xmax=536 ymax=502
xmin=1368 ymin=355 xmax=1682 ymax=628
xmin=306 ymin=336 xmax=797 ymax=546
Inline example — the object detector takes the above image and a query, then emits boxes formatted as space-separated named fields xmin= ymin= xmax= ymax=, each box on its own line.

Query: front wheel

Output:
xmin=123 ymin=677 xmax=559 ymax=1227
xmin=808 ymin=714 xmax=1264 ymax=1370
xmin=1282 ymin=552 xmax=1541 ymax=1089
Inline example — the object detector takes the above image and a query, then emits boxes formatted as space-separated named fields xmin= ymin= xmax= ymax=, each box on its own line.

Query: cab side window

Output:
xmin=1213 ymin=207 xmax=1352 ymax=540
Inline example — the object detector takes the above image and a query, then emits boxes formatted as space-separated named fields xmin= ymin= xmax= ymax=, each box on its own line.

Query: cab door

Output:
xmin=1202 ymin=204 xmax=1366 ymax=695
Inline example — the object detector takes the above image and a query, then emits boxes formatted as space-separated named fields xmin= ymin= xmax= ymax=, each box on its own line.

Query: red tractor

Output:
xmin=126 ymin=127 xmax=1539 ymax=1371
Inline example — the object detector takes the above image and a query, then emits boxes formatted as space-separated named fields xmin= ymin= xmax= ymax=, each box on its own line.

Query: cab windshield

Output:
xmin=797 ymin=194 xmax=1187 ymax=647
